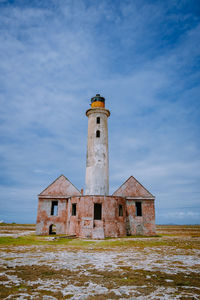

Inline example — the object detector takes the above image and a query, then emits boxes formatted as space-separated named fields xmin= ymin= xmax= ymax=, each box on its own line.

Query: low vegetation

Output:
xmin=0 ymin=225 xmax=199 ymax=299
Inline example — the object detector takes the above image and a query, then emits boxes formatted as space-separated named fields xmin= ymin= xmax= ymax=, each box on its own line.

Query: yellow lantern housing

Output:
xmin=91 ymin=94 xmax=105 ymax=108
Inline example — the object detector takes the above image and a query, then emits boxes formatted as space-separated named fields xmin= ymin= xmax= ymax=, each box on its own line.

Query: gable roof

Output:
xmin=39 ymin=175 xmax=81 ymax=197
xmin=113 ymin=176 xmax=154 ymax=198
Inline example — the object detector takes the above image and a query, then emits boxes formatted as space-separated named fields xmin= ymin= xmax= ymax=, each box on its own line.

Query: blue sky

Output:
xmin=0 ymin=0 xmax=199 ymax=224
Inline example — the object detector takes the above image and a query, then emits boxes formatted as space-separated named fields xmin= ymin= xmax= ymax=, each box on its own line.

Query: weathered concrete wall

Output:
xmin=85 ymin=108 xmax=110 ymax=195
xmin=36 ymin=196 xmax=155 ymax=237
xmin=36 ymin=190 xmax=155 ymax=237
xmin=126 ymin=199 xmax=156 ymax=236
xmin=67 ymin=197 xmax=81 ymax=236
xmin=68 ymin=196 xmax=126 ymax=238
xmin=36 ymin=198 xmax=68 ymax=235
xmin=36 ymin=175 xmax=81 ymax=236
xmin=39 ymin=175 xmax=81 ymax=197
xmin=36 ymin=195 xmax=127 ymax=238
xmin=113 ymin=176 xmax=154 ymax=198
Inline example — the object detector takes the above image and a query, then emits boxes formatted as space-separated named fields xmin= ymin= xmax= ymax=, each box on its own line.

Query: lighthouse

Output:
xmin=36 ymin=93 xmax=156 ymax=238
xmin=85 ymin=94 xmax=110 ymax=195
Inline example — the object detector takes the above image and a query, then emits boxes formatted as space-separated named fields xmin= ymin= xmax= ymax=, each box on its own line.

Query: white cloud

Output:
xmin=0 ymin=0 xmax=199 ymax=223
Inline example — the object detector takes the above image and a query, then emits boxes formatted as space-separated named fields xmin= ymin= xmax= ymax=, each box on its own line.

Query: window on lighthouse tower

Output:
xmin=96 ymin=130 xmax=100 ymax=138
xmin=96 ymin=117 xmax=100 ymax=124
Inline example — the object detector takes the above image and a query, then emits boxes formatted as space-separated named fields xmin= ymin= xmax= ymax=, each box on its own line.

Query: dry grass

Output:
xmin=0 ymin=225 xmax=200 ymax=299
xmin=157 ymin=225 xmax=200 ymax=237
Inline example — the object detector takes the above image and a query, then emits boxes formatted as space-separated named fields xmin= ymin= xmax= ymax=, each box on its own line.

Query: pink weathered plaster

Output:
xmin=113 ymin=176 xmax=154 ymax=198
xmin=36 ymin=175 xmax=156 ymax=238
xmin=39 ymin=175 xmax=81 ymax=197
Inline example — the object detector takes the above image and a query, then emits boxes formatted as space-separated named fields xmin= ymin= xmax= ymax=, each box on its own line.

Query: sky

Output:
xmin=0 ymin=0 xmax=200 ymax=224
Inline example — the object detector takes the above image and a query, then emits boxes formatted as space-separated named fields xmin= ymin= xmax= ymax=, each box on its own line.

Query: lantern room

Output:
xmin=91 ymin=94 xmax=105 ymax=108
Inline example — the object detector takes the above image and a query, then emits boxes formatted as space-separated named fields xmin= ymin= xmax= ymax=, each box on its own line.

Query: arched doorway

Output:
xmin=49 ymin=224 xmax=56 ymax=235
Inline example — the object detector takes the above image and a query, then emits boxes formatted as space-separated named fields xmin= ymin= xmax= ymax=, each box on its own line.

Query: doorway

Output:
xmin=49 ymin=224 xmax=56 ymax=235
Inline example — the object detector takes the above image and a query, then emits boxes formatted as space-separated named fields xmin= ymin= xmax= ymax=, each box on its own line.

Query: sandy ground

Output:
xmin=0 ymin=225 xmax=200 ymax=299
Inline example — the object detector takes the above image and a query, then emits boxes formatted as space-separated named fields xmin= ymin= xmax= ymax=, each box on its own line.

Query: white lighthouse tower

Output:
xmin=85 ymin=94 xmax=110 ymax=195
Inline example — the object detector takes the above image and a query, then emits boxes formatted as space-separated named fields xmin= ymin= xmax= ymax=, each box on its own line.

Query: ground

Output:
xmin=0 ymin=224 xmax=199 ymax=299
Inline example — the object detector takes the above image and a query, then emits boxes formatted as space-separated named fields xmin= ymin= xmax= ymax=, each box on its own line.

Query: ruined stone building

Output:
xmin=36 ymin=94 xmax=156 ymax=238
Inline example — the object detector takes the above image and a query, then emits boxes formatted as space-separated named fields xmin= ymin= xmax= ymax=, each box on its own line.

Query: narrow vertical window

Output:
xmin=96 ymin=117 xmax=100 ymax=124
xmin=136 ymin=202 xmax=142 ymax=216
xmin=94 ymin=203 xmax=102 ymax=220
xmin=119 ymin=204 xmax=123 ymax=216
xmin=96 ymin=130 xmax=100 ymax=138
xmin=72 ymin=203 xmax=76 ymax=216
xmin=51 ymin=201 xmax=58 ymax=216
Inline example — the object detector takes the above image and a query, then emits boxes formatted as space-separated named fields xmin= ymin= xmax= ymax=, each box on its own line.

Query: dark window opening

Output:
xmin=96 ymin=117 xmax=100 ymax=124
xmin=119 ymin=204 xmax=123 ymax=216
xmin=51 ymin=201 xmax=58 ymax=216
xmin=94 ymin=203 xmax=102 ymax=220
xmin=72 ymin=203 xmax=76 ymax=216
xmin=49 ymin=224 xmax=56 ymax=235
xmin=136 ymin=202 xmax=142 ymax=216
xmin=96 ymin=130 xmax=100 ymax=138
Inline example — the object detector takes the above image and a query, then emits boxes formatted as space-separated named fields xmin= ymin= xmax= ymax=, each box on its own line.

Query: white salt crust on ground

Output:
xmin=0 ymin=241 xmax=200 ymax=299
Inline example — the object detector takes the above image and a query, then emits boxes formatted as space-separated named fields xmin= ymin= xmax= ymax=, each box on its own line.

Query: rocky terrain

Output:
xmin=0 ymin=224 xmax=199 ymax=299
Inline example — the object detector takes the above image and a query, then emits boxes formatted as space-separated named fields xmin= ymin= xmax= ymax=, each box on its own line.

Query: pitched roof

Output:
xmin=113 ymin=176 xmax=154 ymax=198
xmin=39 ymin=175 xmax=81 ymax=197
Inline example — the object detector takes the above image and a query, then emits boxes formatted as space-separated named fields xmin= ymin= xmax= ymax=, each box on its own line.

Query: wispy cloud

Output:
xmin=0 ymin=0 xmax=199 ymax=223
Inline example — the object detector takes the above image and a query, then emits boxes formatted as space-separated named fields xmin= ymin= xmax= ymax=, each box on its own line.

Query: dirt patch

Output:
xmin=0 ymin=225 xmax=200 ymax=299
